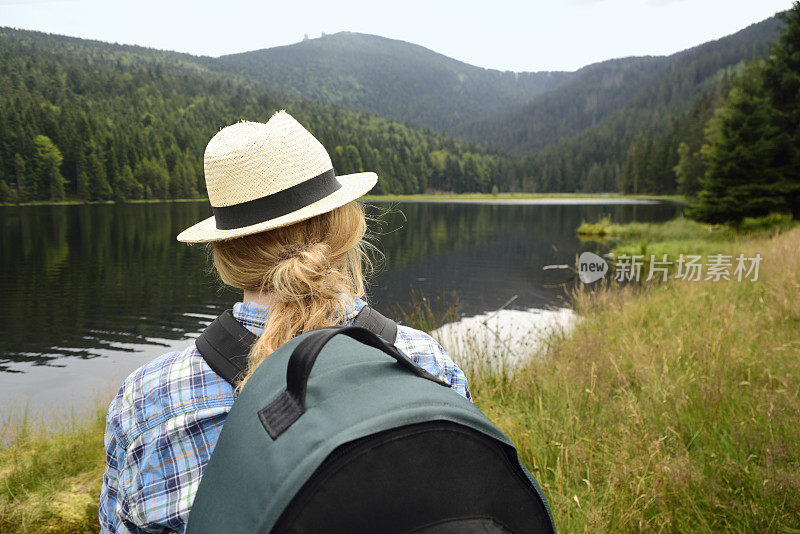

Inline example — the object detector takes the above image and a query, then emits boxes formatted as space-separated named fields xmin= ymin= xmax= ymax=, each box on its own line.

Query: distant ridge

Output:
xmin=0 ymin=12 xmax=787 ymax=200
xmin=460 ymin=15 xmax=783 ymax=153
xmin=211 ymin=18 xmax=782 ymax=154
xmin=212 ymin=31 xmax=572 ymax=133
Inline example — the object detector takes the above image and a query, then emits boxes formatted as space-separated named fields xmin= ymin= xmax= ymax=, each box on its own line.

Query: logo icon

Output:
xmin=577 ymin=252 xmax=608 ymax=283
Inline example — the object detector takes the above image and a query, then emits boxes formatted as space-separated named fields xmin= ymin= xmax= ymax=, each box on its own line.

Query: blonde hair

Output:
xmin=211 ymin=201 xmax=370 ymax=389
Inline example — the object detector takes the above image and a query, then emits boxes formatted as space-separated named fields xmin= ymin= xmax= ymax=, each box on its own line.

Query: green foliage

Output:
xmin=761 ymin=1 xmax=800 ymax=217
xmin=469 ymin=11 xmax=778 ymax=155
xmin=587 ymin=213 xmax=794 ymax=241
xmin=673 ymin=141 xmax=704 ymax=196
xmin=0 ymin=180 xmax=13 ymax=203
xmin=0 ymin=12 xmax=785 ymax=202
xmin=690 ymin=3 xmax=800 ymax=224
xmin=0 ymin=28 xmax=508 ymax=202
xmin=580 ymin=213 xmax=797 ymax=260
xmin=576 ymin=215 xmax=612 ymax=237
xmin=738 ymin=211 xmax=796 ymax=233
xmin=114 ymin=164 xmax=143 ymax=201
xmin=32 ymin=135 xmax=66 ymax=200
xmin=466 ymin=14 xmax=781 ymax=191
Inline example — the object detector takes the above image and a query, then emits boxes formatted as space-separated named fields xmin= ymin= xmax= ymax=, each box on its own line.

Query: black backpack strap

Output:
xmin=195 ymin=309 xmax=257 ymax=386
xmin=351 ymin=305 xmax=397 ymax=345
xmin=195 ymin=305 xmax=397 ymax=386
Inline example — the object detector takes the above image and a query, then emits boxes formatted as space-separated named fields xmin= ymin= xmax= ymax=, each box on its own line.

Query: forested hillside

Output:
xmin=506 ymin=15 xmax=784 ymax=194
xmin=0 ymin=9 xmax=788 ymax=202
xmin=212 ymin=32 xmax=572 ymax=134
xmin=0 ymin=29 xmax=511 ymax=202
xmin=464 ymin=16 xmax=781 ymax=154
xmin=209 ymin=14 xmax=785 ymax=195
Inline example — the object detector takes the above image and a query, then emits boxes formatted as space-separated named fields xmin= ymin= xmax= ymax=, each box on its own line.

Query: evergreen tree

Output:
xmin=115 ymin=164 xmax=143 ymax=201
xmin=0 ymin=180 xmax=12 ymax=203
xmin=12 ymin=153 xmax=27 ymax=201
xmin=691 ymin=3 xmax=800 ymax=223
xmin=32 ymin=135 xmax=66 ymax=200
xmin=584 ymin=163 xmax=603 ymax=192
xmin=673 ymin=142 xmax=704 ymax=197
xmin=75 ymin=152 xmax=90 ymax=202
xmin=690 ymin=63 xmax=787 ymax=223
xmin=761 ymin=1 xmax=800 ymax=217
xmin=87 ymin=151 xmax=113 ymax=201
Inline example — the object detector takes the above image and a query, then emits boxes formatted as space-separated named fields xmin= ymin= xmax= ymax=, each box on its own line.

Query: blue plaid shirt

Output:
xmin=99 ymin=297 xmax=470 ymax=533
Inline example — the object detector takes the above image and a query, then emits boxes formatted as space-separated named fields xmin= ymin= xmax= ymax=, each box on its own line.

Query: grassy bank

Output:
xmin=0 ymin=408 xmax=106 ymax=532
xmin=578 ymin=213 xmax=797 ymax=259
xmin=2 ymin=220 xmax=798 ymax=532
xmin=471 ymin=224 xmax=800 ymax=531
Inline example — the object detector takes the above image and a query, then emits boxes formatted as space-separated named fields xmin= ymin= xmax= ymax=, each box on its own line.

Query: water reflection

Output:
xmin=0 ymin=200 xmax=680 ymax=372
xmin=367 ymin=201 xmax=680 ymax=314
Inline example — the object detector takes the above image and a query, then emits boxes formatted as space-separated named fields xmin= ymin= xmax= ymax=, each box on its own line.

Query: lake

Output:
xmin=0 ymin=199 xmax=680 ymax=419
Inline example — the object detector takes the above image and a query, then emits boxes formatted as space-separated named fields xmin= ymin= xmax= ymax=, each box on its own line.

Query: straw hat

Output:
xmin=176 ymin=110 xmax=377 ymax=243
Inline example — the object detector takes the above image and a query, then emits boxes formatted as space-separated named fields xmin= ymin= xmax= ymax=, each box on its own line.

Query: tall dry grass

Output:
xmin=469 ymin=227 xmax=800 ymax=532
xmin=0 ymin=406 xmax=106 ymax=533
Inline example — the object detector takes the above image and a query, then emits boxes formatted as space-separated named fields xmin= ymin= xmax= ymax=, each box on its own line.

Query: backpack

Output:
xmin=187 ymin=306 xmax=556 ymax=534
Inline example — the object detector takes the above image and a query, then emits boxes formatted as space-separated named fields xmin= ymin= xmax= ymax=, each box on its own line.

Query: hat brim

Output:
xmin=176 ymin=172 xmax=378 ymax=243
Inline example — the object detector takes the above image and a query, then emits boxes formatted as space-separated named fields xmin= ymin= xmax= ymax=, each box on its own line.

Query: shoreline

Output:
xmin=363 ymin=192 xmax=685 ymax=203
xmin=0 ymin=304 xmax=568 ymax=427
xmin=0 ymin=192 xmax=685 ymax=208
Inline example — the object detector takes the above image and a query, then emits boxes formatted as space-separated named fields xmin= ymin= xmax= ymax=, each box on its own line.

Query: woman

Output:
xmin=99 ymin=111 xmax=470 ymax=533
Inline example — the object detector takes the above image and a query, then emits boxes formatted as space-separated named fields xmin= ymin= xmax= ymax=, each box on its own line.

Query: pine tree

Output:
xmin=87 ymin=151 xmax=113 ymax=201
xmin=32 ymin=135 xmax=66 ymax=200
xmin=584 ymin=163 xmax=603 ymax=192
xmin=12 ymin=153 xmax=27 ymax=200
xmin=673 ymin=142 xmax=704 ymax=197
xmin=75 ymin=152 xmax=90 ymax=201
xmin=115 ymin=164 xmax=143 ymax=201
xmin=761 ymin=1 xmax=800 ymax=217
xmin=0 ymin=180 xmax=13 ymax=203
xmin=345 ymin=145 xmax=363 ymax=173
xmin=690 ymin=63 xmax=785 ymax=223
xmin=691 ymin=3 xmax=800 ymax=223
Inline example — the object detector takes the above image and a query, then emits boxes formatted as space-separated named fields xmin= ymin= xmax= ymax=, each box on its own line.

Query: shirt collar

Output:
xmin=232 ymin=295 xmax=367 ymax=336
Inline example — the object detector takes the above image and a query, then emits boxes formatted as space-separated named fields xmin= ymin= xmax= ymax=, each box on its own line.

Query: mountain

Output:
xmin=0 ymin=28 xmax=511 ymax=203
xmin=0 ymin=12 xmax=788 ymax=201
xmin=464 ymin=14 xmax=783 ymax=153
xmin=500 ymin=14 xmax=786 ymax=194
xmin=458 ymin=55 xmax=666 ymax=152
xmin=212 ymin=18 xmax=782 ymax=156
xmin=212 ymin=32 xmax=572 ymax=134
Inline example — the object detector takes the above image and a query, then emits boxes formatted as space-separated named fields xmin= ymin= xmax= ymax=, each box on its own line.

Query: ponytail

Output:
xmin=211 ymin=201 xmax=370 ymax=389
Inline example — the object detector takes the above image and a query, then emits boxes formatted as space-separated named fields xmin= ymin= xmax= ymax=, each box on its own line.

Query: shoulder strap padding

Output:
xmin=195 ymin=309 xmax=256 ymax=386
xmin=195 ymin=305 xmax=397 ymax=387
xmin=352 ymin=305 xmax=398 ymax=345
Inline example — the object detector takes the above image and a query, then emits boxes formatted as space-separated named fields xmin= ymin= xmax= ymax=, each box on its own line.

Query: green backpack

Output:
xmin=187 ymin=321 xmax=556 ymax=533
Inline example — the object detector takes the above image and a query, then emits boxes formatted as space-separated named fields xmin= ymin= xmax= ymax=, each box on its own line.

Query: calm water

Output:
xmin=0 ymin=200 xmax=680 ymax=416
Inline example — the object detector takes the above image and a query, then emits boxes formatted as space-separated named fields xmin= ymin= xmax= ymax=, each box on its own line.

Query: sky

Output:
xmin=0 ymin=0 xmax=791 ymax=72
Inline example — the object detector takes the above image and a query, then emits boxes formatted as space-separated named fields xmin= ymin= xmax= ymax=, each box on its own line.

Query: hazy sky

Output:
xmin=0 ymin=0 xmax=790 ymax=72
